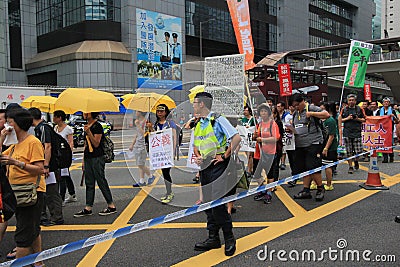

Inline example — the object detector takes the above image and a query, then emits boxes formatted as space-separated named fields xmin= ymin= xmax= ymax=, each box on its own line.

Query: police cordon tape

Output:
xmin=2 ymin=147 xmax=394 ymax=267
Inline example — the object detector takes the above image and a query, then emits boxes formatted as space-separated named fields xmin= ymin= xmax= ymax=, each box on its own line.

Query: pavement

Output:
xmin=1 ymin=129 xmax=399 ymax=266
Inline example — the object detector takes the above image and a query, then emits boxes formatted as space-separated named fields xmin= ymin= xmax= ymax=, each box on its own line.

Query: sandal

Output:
xmin=6 ymin=248 xmax=17 ymax=259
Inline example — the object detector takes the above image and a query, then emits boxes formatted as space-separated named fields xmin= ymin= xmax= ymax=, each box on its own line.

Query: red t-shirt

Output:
xmin=254 ymin=120 xmax=280 ymax=157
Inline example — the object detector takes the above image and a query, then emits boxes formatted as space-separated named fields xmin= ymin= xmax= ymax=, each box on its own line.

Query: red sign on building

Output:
xmin=278 ymin=64 xmax=292 ymax=96
xmin=364 ymin=83 xmax=371 ymax=101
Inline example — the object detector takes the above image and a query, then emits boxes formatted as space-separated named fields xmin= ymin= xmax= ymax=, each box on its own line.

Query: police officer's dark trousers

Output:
xmin=200 ymin=157 xmax=233 ymax=236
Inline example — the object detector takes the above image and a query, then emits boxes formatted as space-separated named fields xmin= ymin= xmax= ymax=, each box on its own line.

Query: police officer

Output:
xmin=171 ymin=33 xmax=182 ymax=64
xmin=155 ymin=30 xmax=171 ymax=62
xmin=192 ymin=92 xmax=241 ymax=256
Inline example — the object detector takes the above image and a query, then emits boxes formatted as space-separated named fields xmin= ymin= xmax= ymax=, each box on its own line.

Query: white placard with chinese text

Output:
xmin=237 ymin=125 xmax=256 ymax=152
xmin=186 ymin=131 xmax=200 ymax=170
xmin=205 ymin=54 xmax=245 ymax=116
xmin=149 ymin=128 xmax=174 ymax=170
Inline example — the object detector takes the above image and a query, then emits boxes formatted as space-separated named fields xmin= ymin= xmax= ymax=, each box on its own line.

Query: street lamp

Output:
xmin=200 ymin=18 xmax=216 ymax=59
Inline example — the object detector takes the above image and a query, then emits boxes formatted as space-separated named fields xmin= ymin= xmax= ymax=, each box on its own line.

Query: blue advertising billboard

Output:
xmin=136 ymin=8 xmax=182 ymax=90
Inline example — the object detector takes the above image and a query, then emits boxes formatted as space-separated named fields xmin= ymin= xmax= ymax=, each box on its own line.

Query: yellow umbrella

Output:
xmin=21 ymin=95 xmax=75 ymax=114
xmin=188 ymin=85 xmax=205 ymax=103
xmin=122 ymin=92 xmax=176 ymax=112
xmin=358 ymin=101 xmax=383 ymax=107
xmin=121 ymin=93 xmax=134 ymax=100
xmin=54 ymin=88 xmax=120 ymax=113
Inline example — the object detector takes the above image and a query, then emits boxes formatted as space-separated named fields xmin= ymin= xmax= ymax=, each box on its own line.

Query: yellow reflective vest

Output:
xmin=193 ymin=115 xmax=226 ymax=158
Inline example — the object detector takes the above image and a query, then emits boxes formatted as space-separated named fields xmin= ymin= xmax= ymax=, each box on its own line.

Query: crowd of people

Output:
xmin=1 ymin=91 xmax=400 ymax=264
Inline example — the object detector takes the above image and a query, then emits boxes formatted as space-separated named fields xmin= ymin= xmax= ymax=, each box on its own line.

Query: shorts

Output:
xmin=294 ymin=144 xmax=322 ymax=174
xmin=135 ymin=149 xmax=147 ymax=166
xmin=15 ymin=192 xmax=44 ymax=247
xmin=343 ymin=137 xmax=363 ymax=157
xmin=322 ymin=150 xmax=338 ymax=167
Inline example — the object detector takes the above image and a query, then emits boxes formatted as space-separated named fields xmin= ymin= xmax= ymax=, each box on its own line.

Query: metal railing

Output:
xmin=329 ymin=76 xmax=391 ymax=90
xmin=293 ymin=50 xmax=400 ymax=69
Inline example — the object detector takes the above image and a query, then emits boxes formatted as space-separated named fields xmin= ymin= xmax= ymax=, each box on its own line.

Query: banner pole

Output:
xmin=339 ymin=82 xmax=346 ymax=112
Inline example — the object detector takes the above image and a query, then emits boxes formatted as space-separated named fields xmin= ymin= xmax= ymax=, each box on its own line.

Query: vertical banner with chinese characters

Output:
xmin=186 ymin=132 xmax=200 ymax=170
xmin=278 ymin=64 xmax=293 ymax=96
xmin=226 ymin=0 xmax=256 ymax=70
xmin=364 ymin=84 xmax=372 ymax=101
xmin=362 ymin=116 xmax=392 ymax=153
xmin=237 ymin=125 xmax=256 ymax=152
xmin=149 ymin=128 xmax=174 ymax=170
xmin=136 ymin=8 xmax=182 ymax=90
xmin=205 ymin=54 xmax=245 ymax=116
xmin=344 ymin=40 xmax=373 ymax=88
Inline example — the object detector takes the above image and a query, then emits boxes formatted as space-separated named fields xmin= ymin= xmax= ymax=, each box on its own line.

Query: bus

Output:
xmin=246 ymin=65 xmax=329 ymax=105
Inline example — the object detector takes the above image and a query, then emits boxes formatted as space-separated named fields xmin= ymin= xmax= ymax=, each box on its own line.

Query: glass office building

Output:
xmin=0 ymin=0 xmax=375 ymax=91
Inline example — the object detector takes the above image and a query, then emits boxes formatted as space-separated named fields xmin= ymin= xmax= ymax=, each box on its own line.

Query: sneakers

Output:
xmin=354 ymin=161 xmax=359 ymax=170
xmin=279 ymin=164 xmax=286 ymax=170
xmin=293 ymin=190 xmax=312 ymax=199
xmin=161 ymin=193 xmax=174 ymax=204
xmin=310 ymin=183 xmax=318 ymax=190
xmin=64 ymin=194 xmax=77 ymax=203
xmin=288 ymin=180 xmax=297 ymax=187
xmin=41 ymin=220 xmax=55 ymax=226
xmin=324 ymin=184 xmax=334 ymax=191
xmin=348 ymin=167 xmax=354 ymax=174
xmin=132 ymin=182 xmax=146 ymax=187
xmin=263 ymin=194 xmax=272 ymax=204
xmin=147 ymin=175 xmax=156 ymax=185
xmin=99 ymin=207 xmax=117 ymax=216
xmin=74 ymin=209 xmax=93 ymax=217
xmin=253 ymin=192 xmax=267 ymax=201
xmin=315 ymin=189 xmax=325 ymax=201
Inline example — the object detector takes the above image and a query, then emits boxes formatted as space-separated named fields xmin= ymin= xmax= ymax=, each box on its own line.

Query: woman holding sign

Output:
xmin=148 ymin=104 xmax=177 ymax=204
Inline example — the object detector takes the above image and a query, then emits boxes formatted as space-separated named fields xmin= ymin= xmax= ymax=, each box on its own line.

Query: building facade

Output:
xmin=0 ymin=0 xmax=376 ymax=98
xmin=381 ymin=0 xmax=400 ymax=38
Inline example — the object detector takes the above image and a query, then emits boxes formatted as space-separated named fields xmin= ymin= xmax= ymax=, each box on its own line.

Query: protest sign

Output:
xmin=237 ymin=125 xmax=256 ymax=152
xmin=278 ymin=64 xmax=293 ymax=96
xmin=149 ymin=128 xmax=174 ymax=170
xmin=362 ymin=116 xmax=392 ymax=153
xmin=186 ymin=131 xmax=200 ymax=170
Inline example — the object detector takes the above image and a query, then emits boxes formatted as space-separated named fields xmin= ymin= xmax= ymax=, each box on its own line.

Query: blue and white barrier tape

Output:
xmin=1 ymin=147 xmax=393 ymax=267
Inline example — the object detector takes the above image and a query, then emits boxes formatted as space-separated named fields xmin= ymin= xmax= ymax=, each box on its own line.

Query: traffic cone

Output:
xmin=359 ymin=150 xmax=388 ymax=190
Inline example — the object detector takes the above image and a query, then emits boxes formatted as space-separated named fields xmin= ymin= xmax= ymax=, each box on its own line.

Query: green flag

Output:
xmin=344 ymin=40 xmax=373 ymax=88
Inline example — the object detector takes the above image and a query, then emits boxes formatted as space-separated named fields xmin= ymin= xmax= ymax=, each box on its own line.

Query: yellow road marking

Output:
xmin=274 ymin=186 xmax=307 ymax=216
xmin=172 ymin=174 xmax=400 ymax=266
xmin=76 ymin=173 xmax=160 ymax=267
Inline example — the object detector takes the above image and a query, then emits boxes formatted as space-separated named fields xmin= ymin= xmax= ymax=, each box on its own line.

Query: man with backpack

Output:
xmin=74 ymin=112 xmax=116 ymax=217
xmin=29 ymin=108 xmax=64 ymax=226
xmin=338 ymin=94 xmax=366 ymax=173
xmin=287 ymin=94 xmax=329 ymax=201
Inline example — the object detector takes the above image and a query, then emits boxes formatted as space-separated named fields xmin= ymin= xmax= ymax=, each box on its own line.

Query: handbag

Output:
xmin=11 ymin=178 xmax=40 ymax=207
xmin=7 ymin=145 xmax=41 ymax=207
xmin=233 ymin=155 xmax=250 ymax=190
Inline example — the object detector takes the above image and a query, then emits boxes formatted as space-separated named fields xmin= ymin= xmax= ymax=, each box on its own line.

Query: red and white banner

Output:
xmin=226 ymin=0 xmax=256 ymax=70
xmin=362 ymin=116 xmax=393 ymax=153
xmin=278 ymin=64 xmax=293 ymax=96
xmin=364 ymin=84 xmax=371 ymax=101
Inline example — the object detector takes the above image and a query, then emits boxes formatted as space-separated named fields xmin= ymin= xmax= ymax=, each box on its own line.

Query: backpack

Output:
xmin=42 ymin=124 xmax=73 ymax=169
xmin=102 ymin=134 xmax=115 ymax=163
xmin=303 ymin=104 xmax=329 ymax=149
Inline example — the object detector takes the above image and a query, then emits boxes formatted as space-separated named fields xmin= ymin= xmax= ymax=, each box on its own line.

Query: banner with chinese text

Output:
xmin=362 ymin=116 xmax=392 ymax=153
xmin=237 ymin=125 xmax=256 ymax=152
xmin=364 ymin=84 xmax=372 ymax=101
xmin=149 ymin=128 xmax=174 ymax=170
xmin=278 ymin=64 xmax=293 ymax=96
xmin=186 ymin=131 xmax=200 ymax=170
xmin=136 ymin=8 xmax=182 ymax=90
xmin=205 ymin=54 xmax=245 ymax=116
xmin=226 ymin=0 xmax=256 ymax=70
xmin=344 ymin=40 xmax=373 ymax=88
